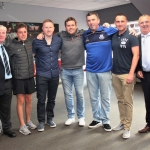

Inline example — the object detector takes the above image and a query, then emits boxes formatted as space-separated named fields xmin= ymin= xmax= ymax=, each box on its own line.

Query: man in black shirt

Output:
xmin=111 ymin=13 xmax=139 ymax=139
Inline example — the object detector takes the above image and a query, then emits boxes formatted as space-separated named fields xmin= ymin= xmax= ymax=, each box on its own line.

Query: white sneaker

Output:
xmin=19 ymin=125 xmax=31 ymax=135
xmin=26 ymin=120 xmax=37 ymax=129
xmin=122 ymin=129 xmax=130 ymax=139
xmin=79 ymin=118 xmax=85 ymax=127
xmin=113 ymin=123 xmax=124 ymax=131
xmin=65 ymin=118 xmax=75 ymax=126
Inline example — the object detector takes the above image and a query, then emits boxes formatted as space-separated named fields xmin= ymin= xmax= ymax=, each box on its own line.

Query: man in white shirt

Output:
xmin=137 ymin=14 xmax=150 ymax=133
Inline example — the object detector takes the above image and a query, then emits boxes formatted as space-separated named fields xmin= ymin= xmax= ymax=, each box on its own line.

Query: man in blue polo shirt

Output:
xmin=32 ymin=19 xmax=62 ymax=131
xmin=83 ymin=12 xmax=118 ymax=131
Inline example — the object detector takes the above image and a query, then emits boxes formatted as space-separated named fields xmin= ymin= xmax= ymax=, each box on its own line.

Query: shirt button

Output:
xmin=51 ymin=69 xmax=52 ymax=70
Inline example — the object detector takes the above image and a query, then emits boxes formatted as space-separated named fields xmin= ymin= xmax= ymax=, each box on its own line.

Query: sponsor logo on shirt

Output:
xmin=120 ymin=38 xmax=128 ymax=48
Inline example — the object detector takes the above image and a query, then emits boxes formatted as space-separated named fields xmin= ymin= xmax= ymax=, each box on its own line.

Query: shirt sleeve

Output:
xmin=129 ymin=35 xmax=139 ymax=47
xmin=59 ymin=38 xmax=62 ymax=49
xmin=5 ymin=45 xmax=13 ymax=58
xmin=82 ymin=31 xmax=87 ymax=50
xmin=103 ymin=26 xmax=118 ymax=36
xmin=55 ymin=32 xmax=61 ymax=37
xmin=32 ymin=39 xmax=37 ymax=54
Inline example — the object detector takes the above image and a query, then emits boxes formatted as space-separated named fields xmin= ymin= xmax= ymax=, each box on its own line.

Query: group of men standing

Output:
xmin=0 ymin=12 xmax=150 ymax=140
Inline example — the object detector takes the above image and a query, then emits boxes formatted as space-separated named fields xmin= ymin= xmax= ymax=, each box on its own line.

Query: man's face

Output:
xmin=115 ymin=16 xmax=127 ymax=32
xmin=65 ymin=20 xmax=77 ymax=34
xmin=42 ymin=22 xmax=54 ymax=37
xmin=138 ymin=16 xmax=150 ymax=35
xmin=17 ymin=27 xmax=27 ymax=41
xmin=86 ymin=14 xmax=100 ymax=32
xmin=0 ymin=28 xmax=6 ymax=44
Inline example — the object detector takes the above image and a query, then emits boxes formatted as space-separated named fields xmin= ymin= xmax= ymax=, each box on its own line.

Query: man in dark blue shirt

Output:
xmin=111 ymin=13 xmax=139 ymax=139
xmin=32 ymin=19 xmax=62 ymax=132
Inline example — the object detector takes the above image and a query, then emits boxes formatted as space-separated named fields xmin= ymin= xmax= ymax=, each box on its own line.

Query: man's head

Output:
xmin=138 ymin=14 xmax=150 ymax=35
xmin=0 ymin=25 xmax=7 ymax=44
xmin=42 ymin=19 xmax=55 ymax=37
xmin=86 ymin=12 xmax=100 ymax=32
xmin=114 ymin=13 xmax=128 ymax=32
xmin=15 ymin=23 xmax=28 ymax=41
xmin=65 ymin=17 xmax=77 ymax=35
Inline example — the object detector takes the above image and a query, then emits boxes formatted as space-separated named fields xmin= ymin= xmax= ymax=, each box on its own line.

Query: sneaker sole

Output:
xmin=122 ymin=135 xmax=130 ymax=139
xmin=88 ymin=123 xmax=102 ymax=129
xmin=79 ymin=124 xmax=85 ymax=127
xmin=47 ymin=123 xmax=56 ymax=128
xmin=19 ymin=130 xmax=31 ymax=135
xmin=65 ymin=120 xmax=75 ymax=126
xmin=104 ymin=128 xmax=112 ymax=132
xmin=27 ymin=126 xmax=37 ymax=130
xmin=112 ymin=127 xmax=124 ymax=131
xmin=38 ymin=128 xmax=44 ymax=132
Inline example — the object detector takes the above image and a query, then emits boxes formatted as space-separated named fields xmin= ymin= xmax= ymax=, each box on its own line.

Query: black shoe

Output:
xmin=103 ymin=124 xmax=112 ymax=132
xmin=3 ymin=130 xmax=17 ymax=138
xmin=88 ymin=120 xmax=102 ymax=129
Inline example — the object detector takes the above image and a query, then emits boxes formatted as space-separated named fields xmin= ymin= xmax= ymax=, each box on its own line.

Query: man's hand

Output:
xmin=129 ymin=29 xmax=137 ymax=36
xmin=126 ymin=73 xmax=134 ymax=84
xmin=102 ymin=23 xmax=110 ymax=28
xmin=37 ymin=32 xmax=44 ymax=40
xmin=137 ymin=71 xmax=144 ymax=78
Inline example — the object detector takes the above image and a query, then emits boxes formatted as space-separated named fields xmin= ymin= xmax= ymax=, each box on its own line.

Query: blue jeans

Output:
xmin=60 ymin=68 xmax=85 ymax=119
xmin=86 ymin=71 xmax=112 ymax=124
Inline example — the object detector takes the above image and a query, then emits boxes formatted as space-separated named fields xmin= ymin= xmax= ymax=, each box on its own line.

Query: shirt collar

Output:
xmin=117 ymin=29 xmax=128 ymax=36
xmin=141 ymin=32 xmax=150 ymax=37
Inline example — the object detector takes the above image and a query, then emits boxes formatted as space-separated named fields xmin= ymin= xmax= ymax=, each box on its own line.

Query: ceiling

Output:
xmin=1 ymin=0 xmax=131 ymax=11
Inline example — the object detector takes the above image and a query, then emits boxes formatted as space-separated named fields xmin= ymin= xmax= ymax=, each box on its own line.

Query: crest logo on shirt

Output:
xmin=85 ymin=37 xmax=89 ymax=42
xmin=99 ymin=34 xmax=104 ymax=40
xmin=120 ymin=38 xmax=128 ymax=48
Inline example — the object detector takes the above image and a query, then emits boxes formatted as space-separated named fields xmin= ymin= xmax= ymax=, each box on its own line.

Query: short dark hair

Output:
xmin=43 ymin=19 xmax=54 ymax=26
xmin=86 ymin=12 xmax=99 ymax=19
xmin=64 ymin=17 xmax=77 ymax=26
xmin=15 ymin=23 xmax=27 ymax=32
xmin=115 ymin=13 xmax=127 ymax=20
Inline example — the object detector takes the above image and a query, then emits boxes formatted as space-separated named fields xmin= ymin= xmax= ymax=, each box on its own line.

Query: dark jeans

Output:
xmin=140 ymin=72 xmax=150 ymax=126
xmin=0 ymin=79 xmax=12 ymax=132
xmin=36 ymin=75 xmax=59 ymax=123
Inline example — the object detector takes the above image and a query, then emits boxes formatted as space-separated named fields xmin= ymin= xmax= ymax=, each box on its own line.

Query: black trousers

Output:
xmin=140 ymin=72 xmax=150 ymax=127
xmin=36 ymin=75 xmax=59 ymax=123
xmin=0 ymin=79 xmax=12 ymax=132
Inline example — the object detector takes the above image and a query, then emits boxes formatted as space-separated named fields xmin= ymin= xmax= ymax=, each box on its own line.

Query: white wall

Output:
xmin=0 ymin=3 xmax=88 ymax=31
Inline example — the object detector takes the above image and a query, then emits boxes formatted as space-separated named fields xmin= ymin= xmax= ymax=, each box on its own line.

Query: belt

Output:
xmin=143 ymin=71 xmax=150 ymax=73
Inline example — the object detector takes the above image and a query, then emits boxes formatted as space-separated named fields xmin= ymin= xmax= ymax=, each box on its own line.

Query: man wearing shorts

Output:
xmin=7 ymin=23 xmax=36 ymax=135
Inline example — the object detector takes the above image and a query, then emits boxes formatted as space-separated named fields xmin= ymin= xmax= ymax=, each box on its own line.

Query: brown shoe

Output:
xmin=138 ymin=125 xmax=150 ymax=133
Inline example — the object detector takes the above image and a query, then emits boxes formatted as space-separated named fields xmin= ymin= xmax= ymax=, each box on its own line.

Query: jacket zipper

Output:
xmin=23 ymin=42 xmax=30 ymax=78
